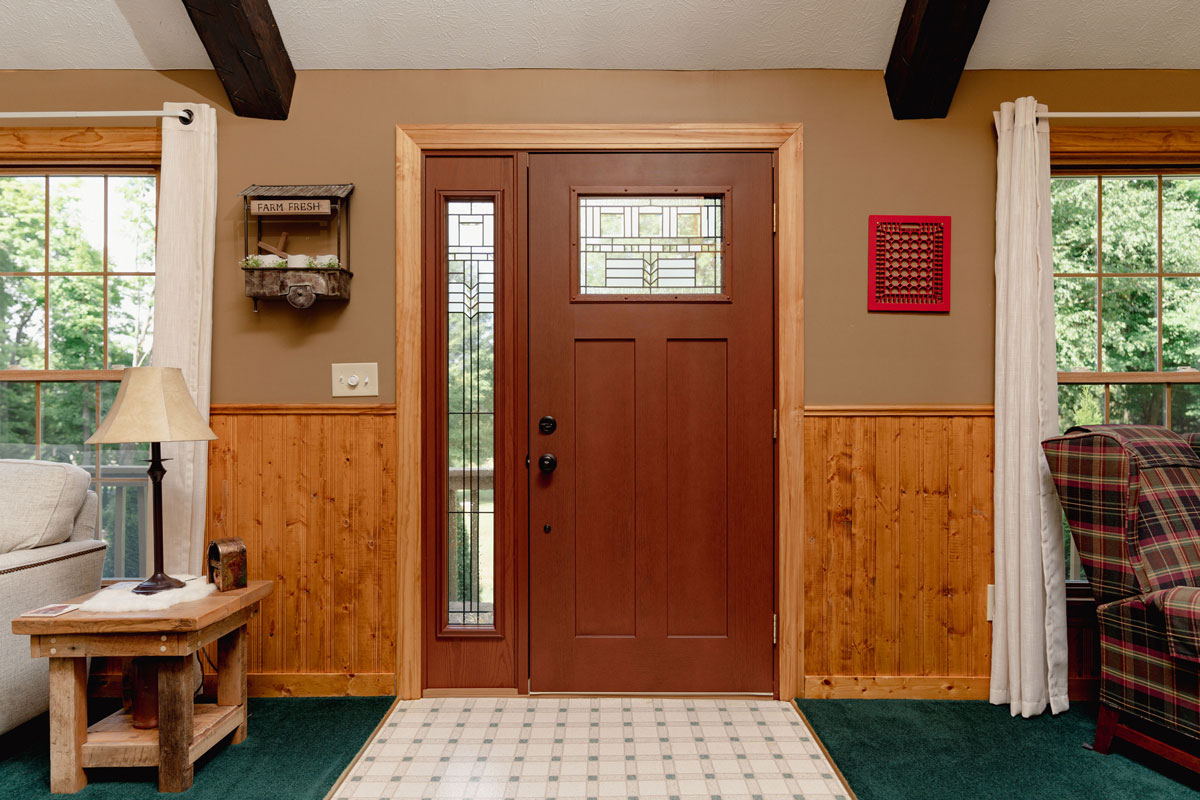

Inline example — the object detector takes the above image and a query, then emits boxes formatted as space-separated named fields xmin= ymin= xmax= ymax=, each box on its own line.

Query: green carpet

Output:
xmin=795 ymin=699 xmax=1200 ymax=800
xmin=0 ymin=697 xmax=393 ymax=800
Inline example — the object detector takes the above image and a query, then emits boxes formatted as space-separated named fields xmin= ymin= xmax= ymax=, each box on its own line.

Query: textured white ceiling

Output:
xmin=0 ymin=0 xmax=1198 ymax=71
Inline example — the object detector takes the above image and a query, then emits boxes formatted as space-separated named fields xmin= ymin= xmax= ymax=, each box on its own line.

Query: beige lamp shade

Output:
xmin=87 ymin=367 xmax=216 ymax=444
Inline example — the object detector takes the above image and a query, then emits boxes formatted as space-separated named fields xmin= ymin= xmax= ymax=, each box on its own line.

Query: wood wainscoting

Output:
xmin=802 ymin=405 xmax=994 ymax=699
xmin=802 ymin=404 xmax=1101 ymax=700
xmin=205 ymin=404 xmax=398 ymax=696
xmin=91 ymin=404 xmax=398 ymax=698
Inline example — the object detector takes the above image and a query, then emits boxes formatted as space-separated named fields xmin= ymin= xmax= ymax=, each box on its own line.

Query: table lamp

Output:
xmin=87 ymin=367 xmax=216 ymax=595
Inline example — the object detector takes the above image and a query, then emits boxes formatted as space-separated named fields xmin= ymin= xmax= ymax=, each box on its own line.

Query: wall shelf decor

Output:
xmin=240 ymin=184 xmax=354 ymax=310
xmin=867 ymin=214 xmax=950 ymax=312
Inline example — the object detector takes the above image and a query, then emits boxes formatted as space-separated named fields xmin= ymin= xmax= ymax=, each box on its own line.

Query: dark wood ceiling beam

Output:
xmin=884 ymin=0 xmax=991 ymax=120
xmin=180 ymin=0 xmax=295 ymax=120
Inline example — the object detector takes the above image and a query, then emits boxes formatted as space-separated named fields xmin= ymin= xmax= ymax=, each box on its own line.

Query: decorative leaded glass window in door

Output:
xmin=577 ymin=196 xmax=724 ymax=297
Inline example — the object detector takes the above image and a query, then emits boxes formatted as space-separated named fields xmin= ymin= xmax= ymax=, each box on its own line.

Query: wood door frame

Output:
xmin=396 ymin=123 xmax=804 ymax=700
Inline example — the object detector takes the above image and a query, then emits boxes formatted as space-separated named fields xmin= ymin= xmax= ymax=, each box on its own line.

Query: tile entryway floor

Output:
xmin=334 ymin=698 xmax=851 ymax=800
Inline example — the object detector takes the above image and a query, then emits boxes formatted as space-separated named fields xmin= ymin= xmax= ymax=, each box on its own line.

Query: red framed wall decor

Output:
xmin=867 ymin=215 xmax=951 ymax=312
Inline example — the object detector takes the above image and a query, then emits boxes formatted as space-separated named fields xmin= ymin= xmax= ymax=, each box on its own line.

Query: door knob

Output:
xmin=538 ymin=453 xmax=558 ymax=474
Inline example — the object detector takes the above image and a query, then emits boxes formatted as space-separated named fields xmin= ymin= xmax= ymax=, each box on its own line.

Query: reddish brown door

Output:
xmin=528 ymin=152 xmax=775 ymax=692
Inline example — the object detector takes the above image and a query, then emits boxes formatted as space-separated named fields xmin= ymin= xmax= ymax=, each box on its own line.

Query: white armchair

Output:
xmin=0 ymin=460 xmax=106 ymax=734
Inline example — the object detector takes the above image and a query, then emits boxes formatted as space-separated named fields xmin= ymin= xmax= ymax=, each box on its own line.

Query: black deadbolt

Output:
xmin=538 ymin=453 xmax=558 ymax=473
xmin=543 ymin=524 xmax=552 ymax=534
xmin=538 ymin=415 xmax=557 ymax=434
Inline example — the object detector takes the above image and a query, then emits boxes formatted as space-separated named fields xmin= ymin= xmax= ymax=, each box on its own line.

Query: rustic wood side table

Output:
xmin=11 ymin=580 xmax=273 ymax=794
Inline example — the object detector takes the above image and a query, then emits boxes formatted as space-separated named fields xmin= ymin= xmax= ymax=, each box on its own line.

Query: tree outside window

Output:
xmin=0 ymin=171 xmax=158 ymax=578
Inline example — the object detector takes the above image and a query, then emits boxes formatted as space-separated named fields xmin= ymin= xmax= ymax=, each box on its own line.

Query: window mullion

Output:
xmin=103 ymin=175 xmax=109 ymax=369
xmin=1157 ymin=173 xmax=1164 ymax=373
xmin=43 ymin=175 xmax=50 ymax=370
xmin=1096 ymin=175 xmax=1104 ymax=373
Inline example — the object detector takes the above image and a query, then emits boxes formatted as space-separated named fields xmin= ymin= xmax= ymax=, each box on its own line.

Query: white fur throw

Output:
xmin=78 ymin=575 xmax=215 ymax=613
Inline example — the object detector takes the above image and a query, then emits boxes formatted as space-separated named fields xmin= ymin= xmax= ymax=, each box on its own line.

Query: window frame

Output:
xmin=0 ymin=128 xmax=162 ymax=578
xmin=1054 ymin=167 xmax=1200 ymax=429
xmin=1049 ymin=127 xmax=1200 ymax=584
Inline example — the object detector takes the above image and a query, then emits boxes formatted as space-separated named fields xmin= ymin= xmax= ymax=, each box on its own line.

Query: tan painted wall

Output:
xmin=5 ymin=68 xmax=1199 ymax=403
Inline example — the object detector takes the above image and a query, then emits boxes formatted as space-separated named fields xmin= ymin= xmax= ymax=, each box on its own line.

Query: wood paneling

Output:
xmin=803 ymin=412 xmax=994 ymax=696
xmin=803 ymin=408 xmax=1101 ymax=699
xmin=205 ymin=405 xmax=397 ymax=695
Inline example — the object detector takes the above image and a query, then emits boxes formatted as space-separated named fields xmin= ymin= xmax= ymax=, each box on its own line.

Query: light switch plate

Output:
xmin=332 ymin=362 xmax=379 ymax=397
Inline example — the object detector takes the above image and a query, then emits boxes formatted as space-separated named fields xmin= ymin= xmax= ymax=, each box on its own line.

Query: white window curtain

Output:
xmin=152 ymin=102 xmax=217 ymax=575
xmin=990 ymin=96 xmax=1070 ymax=718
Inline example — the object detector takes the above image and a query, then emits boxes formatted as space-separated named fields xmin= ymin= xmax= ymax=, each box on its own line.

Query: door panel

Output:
xmin=529 ymin=152 xmax=774 ymax=693
xmin=573 ymin=338 xmax=637 ymax=637
xmin=665 ymin=338 xmax=729 ymax=638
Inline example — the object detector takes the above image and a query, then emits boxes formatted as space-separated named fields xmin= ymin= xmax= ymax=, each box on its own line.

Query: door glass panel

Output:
xmin=578 ymin=196 xmax=723 ymax=296
xmin=446 ymin=200 xmax=495 ymax=627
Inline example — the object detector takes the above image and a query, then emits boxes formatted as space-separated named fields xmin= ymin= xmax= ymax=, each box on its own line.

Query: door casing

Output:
xmin=396 ymin=124 xmax=805 ymax=700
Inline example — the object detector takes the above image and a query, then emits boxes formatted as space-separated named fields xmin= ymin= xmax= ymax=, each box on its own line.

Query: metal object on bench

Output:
xmin=207 ymin=538 xmax=248 ymax=592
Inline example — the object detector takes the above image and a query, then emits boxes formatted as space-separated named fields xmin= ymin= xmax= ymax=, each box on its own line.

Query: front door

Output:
xmin=528 ymin=152 xmax=776 ymax=693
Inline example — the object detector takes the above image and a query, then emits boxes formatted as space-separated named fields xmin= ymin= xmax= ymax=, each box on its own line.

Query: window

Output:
xmin=1052 ymin=171 xmax=1200 ymax=578
xmin=0 ymin=170 xmax=158 ymax=578
xmin=445 ymin=199 xmax=496 ymax=627
xmin=577 ymin=195 xmax=725 ymax=298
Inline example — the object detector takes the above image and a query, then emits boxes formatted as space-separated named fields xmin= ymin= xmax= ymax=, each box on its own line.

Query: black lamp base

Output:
xmin=133 ymin=572 xmax=187 ymax=595
xmin=134 ymin=441 xmax=185 ymax=596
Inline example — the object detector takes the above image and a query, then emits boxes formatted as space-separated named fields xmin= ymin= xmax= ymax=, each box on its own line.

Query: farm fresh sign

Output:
xmin=250 ymin=199 xmax=331 ymax=215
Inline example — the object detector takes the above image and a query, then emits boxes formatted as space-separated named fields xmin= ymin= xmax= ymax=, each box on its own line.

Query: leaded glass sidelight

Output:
xmin=578 ymin=196 xmax=724 ymax=295
xmin=446 ymin=200 xmax=495 ymax=627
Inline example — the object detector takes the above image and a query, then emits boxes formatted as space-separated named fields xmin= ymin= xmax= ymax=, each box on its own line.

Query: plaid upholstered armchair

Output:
xmin=1042 ymin=425 xmax=1200 ymax=771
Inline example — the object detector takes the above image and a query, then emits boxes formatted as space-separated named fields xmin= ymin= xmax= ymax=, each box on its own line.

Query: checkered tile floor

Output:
xmin=334 ymin=698 xmax=850 ymax=800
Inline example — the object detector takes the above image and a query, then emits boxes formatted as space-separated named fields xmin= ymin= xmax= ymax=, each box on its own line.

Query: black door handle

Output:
xmin=538 ymin=453 xmax=558 ymax=474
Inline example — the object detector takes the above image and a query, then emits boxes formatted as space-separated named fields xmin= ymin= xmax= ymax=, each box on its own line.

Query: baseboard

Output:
xmin=423 ymin=687 xmax=520 ymax=698
xmin=803 ymin=675 xmax=990 ymax=699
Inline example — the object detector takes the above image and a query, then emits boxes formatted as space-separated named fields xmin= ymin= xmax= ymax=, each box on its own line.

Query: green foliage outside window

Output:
xmin=1052 ymin=175 xmax=1200 ymax=433
xmin=0 ymin=173 xmax=157 ymax=577
xmin=1053 ymin=173 xmax=1200 ymax=580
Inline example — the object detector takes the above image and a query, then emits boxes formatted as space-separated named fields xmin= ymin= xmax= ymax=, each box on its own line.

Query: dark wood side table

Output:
xmin=11 ymin=580 xmax=273 ymax=794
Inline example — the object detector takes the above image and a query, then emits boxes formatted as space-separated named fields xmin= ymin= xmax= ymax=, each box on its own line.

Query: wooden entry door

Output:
xmin=528 ymin=152 xmax=775 ymax=693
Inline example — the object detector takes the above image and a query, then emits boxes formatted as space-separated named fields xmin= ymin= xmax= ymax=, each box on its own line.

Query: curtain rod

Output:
xmin=0 ymin=109 xmax=193 ymax=124
xmin=1038 ymin=111 xmax=1200 ymax=119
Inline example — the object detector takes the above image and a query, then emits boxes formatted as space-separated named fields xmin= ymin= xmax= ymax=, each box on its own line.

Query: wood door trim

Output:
xmin=397 ymin=123 xmax=805 ymax=700
xmin=400 ymin=124 xmax=800 ymax=151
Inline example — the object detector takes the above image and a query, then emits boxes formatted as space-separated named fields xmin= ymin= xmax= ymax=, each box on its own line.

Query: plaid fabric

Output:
xmin=1149 ymin=585 xmax=1200 ymax=664
xmin=1045 ymin=425 xmax=1200 ymax=743
xmin=1042 ymin=430 xmax=1140 ymax=604
xmin=1184 ymin=433 xmax=1200 ymax=460
xmin=1043 ymin=425 xmax=1200 ymax=595
xmin=1098 ymin=594 xmax=1200 ymax=739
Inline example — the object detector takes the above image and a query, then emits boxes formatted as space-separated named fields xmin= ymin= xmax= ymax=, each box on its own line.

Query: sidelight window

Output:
xmin=445 ymin=200 xmax=495 ymax=627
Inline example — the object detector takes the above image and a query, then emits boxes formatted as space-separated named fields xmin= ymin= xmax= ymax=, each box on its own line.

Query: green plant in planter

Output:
xmin=307 ymin=256 xmax=342 ymax=270
xmin=239 ymin=254 xmax=262 ymax=269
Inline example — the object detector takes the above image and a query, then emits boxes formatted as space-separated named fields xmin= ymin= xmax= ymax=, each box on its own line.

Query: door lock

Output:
xmin=538 ymin=415 xmax=557 ymax=434
xmin=538 ymin=453 xmax=558 ymax=473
